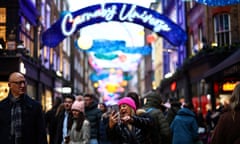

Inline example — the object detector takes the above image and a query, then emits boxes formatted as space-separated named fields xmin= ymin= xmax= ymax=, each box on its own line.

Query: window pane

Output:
xmin=224 ymin=15 xmax=229 ymax=30
xmin=0 ymin=8 xmax=6 ymax=23
xmin=225 ymin=32 xmax=230 ymax=45
xmin=214 ymin=14 xmax=231 ymax=46
xmin=0 ymin=8 xmax=6 ymax=41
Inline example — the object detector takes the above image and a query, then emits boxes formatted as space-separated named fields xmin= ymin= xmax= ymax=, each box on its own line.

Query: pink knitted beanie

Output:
xmin=118 ymin=97 xmax=136 ymax=111
xmin=71 ymin=101 xmax=84 ymax=112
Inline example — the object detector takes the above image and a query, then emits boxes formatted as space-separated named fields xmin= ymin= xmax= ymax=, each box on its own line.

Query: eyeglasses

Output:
xmin=10 ymin=81 xmax=26 ymax=85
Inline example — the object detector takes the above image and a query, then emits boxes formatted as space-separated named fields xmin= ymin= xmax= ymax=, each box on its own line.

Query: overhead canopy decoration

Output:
xmin=75 ymin=40 xmax=151 ymax=55
xmin=42 ymin=2 xmax=187 ymax=47
xmin=195 ymin=0 xmax=240 ymax=6
xmin=88 ymin=53 xmax=141 ymax=71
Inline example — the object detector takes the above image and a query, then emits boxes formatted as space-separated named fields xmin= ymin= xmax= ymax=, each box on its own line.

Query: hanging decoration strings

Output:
xmin=75 ymin=40 xmax=152 ymax=56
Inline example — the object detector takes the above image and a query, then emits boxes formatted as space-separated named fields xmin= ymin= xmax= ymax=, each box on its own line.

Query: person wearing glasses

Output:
xmin=0 ymin=72 xmax=48 ymax=144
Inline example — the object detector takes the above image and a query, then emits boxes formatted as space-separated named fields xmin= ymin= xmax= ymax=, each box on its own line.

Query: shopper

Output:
xmin=142 ymin=92 xmax=171 ymax=144
xmin=66 ymin=100 xmax=90 ymax=144
xmin=107 ymin=97 xmax=153 ymax=144
xmin=54 ymin=94 xmax=75 ymax=144
xmin=0 ymin=72 xmax=48 ymax=144
xmin=98 ymin=103 xmax=111 ymax=144
xmin=170 ymin=103 xmax=199 ymax=144
xmin=211 ymin=83 xmax=240 ymax=144
xmin=84 ymin=93 xmax=102 ymax=144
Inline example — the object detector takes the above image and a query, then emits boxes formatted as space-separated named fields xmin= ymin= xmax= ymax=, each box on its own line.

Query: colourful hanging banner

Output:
xmin=75 ymin=40 xmax=152 ymax=55
xmin=42 ymin=2 xmax=187 ymax=47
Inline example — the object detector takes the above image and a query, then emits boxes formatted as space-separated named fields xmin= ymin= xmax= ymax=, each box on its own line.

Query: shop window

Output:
xmin=214 ymin=13 xmax=231 ymax=46
xmin=19 ymin=16 xmax=34 ymax=56
xmin=46 ymin=4 xmax=51 ymax=28
xmin=0 ymin=82 xmax=9 ymax=101
xmin=0 ymin=8 xmax=6 ymax=42
xmin=40 ymin=1 xmax=45 ymax=25
xmin=27 ymin=84 xmax=36 ymax=100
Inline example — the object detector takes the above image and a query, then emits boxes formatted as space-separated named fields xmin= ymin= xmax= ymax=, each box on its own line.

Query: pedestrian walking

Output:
xmin=141 ymin=92 xmax=172 ymax=144
xmin=84 ymin=93 xmax=102 ymax=144
xmin=98 ymin=103 xmax=111 ymax=144
xmin=54 ymin=94 xmax=75 ymax=144
xmin=66 ymin=100 xmax=90 ymax=144
xmin=126 ymin=91 xmax=141 ymax=109
xmin=165 ymin=98 xmax=181 ymax=125
xmin=211 ymin=83 xmax=240 ymax=144
xmin=170 ymin=102 xmax=200 ymax=144
xmin=0 ymin=72 xmax=48 ymax=144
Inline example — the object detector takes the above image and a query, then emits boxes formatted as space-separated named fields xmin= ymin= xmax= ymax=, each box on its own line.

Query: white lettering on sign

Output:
xmin=61 ymin=3 xmax=171 ymax=36
xmin=118 ymin=4 xmax=171 ymax=32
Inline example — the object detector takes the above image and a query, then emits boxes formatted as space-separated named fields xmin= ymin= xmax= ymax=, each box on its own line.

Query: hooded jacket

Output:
xmin=141 ymin=92 xmax=171 ymax=144
xmin=170 ymin=107 xmax=199 ymax=144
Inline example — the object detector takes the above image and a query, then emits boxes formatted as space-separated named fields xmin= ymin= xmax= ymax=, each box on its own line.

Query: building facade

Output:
xmin=159 ymin=1 xmax=240 ymax=115
xmin=0 ymin=0 xmax=92 ymax=111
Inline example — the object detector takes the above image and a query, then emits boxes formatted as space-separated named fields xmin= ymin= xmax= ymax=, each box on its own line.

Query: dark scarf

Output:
xmin=10 ymin=95 xmax=23 ymax=144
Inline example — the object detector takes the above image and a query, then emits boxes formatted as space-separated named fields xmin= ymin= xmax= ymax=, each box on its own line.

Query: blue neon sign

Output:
xmin=42 ymin=3 xmax=187 ymax=47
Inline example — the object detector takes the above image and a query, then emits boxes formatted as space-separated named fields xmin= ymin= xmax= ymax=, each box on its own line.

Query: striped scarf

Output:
xmin=11 ymin=98 xmax=22 ymax=144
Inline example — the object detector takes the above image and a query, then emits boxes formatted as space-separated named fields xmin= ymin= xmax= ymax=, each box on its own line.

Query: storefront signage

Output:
xmin=42 ymin=3 xmax=187 ymax=47
xmin=222 ymin=82 xmax=238 ymax=91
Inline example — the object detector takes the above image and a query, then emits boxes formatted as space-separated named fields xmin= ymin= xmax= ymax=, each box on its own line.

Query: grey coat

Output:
xmin=68 ymin=119 xmax=90 ymax=144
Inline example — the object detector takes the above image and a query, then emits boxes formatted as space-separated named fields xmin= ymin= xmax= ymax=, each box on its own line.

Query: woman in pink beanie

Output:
xmin=107 ymin=97 xmax=153 ymax=144
xmin=118 ymin=97 xmax=136 ymax=112
xmin=65 ymin=101 xmax=90 ymax=144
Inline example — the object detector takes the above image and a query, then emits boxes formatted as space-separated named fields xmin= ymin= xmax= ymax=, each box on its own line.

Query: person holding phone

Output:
xmin=107 ymin=97 xmax=153 ymax=144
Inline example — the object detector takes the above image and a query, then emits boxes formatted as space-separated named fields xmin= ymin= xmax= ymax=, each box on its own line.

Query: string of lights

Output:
xmin=194 ymin=0 xmax=240 ymax=6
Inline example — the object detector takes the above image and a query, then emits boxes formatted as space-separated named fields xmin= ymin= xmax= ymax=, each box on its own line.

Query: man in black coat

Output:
xmin=0 ymin=72 xmax=48 ymax=144
xmin=84 ymin=93 xmax=102 ymax=144
xmin=54 ymin=94 xmax=75 ymax=144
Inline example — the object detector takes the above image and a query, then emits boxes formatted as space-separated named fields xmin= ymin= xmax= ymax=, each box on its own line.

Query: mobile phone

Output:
xmin=111 ymin=105 xmax=119 ymax=112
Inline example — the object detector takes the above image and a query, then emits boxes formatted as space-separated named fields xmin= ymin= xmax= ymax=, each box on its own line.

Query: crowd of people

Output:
xmin=1 ymin=72 xmax=240 ymax=144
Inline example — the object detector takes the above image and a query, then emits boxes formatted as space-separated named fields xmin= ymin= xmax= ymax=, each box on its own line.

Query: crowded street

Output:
xmin=1 ymin=0 xmax=240 ymax=144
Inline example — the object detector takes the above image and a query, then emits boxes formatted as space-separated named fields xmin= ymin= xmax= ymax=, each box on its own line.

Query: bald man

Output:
xmin=0 ymin=72 xmax=48 ymax=144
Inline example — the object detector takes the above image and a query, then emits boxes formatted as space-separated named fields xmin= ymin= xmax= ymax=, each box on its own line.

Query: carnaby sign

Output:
xmin=42 ymin=3 xmax=187 ymax=47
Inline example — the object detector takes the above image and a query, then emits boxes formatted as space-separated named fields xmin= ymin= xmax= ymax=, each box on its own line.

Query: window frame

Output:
xmin=213 ymin=13 xmax=231 ymax=46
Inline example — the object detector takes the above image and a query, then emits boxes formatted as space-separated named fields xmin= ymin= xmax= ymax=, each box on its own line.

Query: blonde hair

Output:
xmin=230 ymin=83 xmax=240 ymax=110
xmin=229 ymin=83 xmax=240 ymax=121
xmin=130 ymin=108 xmax=135 ymax=116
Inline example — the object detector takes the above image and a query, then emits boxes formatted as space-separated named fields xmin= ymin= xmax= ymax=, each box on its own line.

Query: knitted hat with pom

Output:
xmin=118 ymin=97 xmax=136 ymax=111
xmin=71 ymin=101 xmax=84 ymax=113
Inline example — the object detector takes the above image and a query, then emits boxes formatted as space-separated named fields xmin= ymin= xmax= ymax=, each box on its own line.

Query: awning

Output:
xmin=204 ymin=49 xmax=240 ymax=78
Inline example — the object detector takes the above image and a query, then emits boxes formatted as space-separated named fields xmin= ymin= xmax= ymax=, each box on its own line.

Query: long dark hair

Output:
xmin=68 ymin=112 xmax=85 ymax=132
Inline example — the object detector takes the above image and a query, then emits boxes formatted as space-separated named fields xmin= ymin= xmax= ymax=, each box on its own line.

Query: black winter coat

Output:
xmin=85 ymin=101 xmax=102 ymax=140
xmin=107 ymin=115 xmax=153 ymax=144
xmin=0 ymin=93 xmax=48 ymax=144
xmin=54 ymin=109 xmax=73 ymax=144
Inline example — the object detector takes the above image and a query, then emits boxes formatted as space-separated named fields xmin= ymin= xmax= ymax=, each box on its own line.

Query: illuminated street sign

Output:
xmin=42 ymin=3 xmax=187 ymax=47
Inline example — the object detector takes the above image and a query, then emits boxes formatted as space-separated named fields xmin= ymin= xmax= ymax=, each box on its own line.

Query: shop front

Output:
xmin=0 ymin=54 xmax=56 ymax=111
xmin=159 ymin=49 xmax=231 ymax=114
xmin=204 ymin=49 xmax=240 ymax=110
